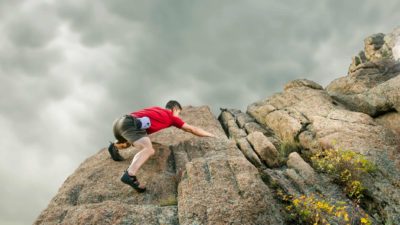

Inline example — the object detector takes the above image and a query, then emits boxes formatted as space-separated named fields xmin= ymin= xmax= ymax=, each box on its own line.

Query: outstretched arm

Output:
xmin=181 ymin=123 xmax=215 ymax=137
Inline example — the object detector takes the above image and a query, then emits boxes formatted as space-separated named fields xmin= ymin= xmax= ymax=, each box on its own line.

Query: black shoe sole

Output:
xmin=121 ymin=171 xmax=146 ymax=193
xmin=108 ymin=142 xmax=124 ymax=161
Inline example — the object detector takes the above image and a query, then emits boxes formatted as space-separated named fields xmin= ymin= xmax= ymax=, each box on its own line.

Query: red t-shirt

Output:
xmin=131 ymin=107 xmax=185 ymax=134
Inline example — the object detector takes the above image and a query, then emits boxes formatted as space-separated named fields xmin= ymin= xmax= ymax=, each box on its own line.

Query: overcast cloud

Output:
xmin=1 ymin=1 xmax=400 ymax=224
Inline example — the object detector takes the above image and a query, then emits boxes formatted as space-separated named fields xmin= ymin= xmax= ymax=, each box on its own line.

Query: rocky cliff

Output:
xmin=35 ymin=28 xmax=400 ymax=225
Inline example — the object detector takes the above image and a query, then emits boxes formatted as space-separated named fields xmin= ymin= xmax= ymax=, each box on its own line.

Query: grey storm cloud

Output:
xmin=1 ymin=1 xmax=400 ymax=224
xmin=1 ymin=3 xmax=61 ymax=75
xmin=55 ymin=0 xmax=400 ymax=108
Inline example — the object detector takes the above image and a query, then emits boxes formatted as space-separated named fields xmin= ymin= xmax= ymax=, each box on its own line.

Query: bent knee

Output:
xmin=134 ymin=137 xmax=152 ymax=148
xmin=147 ymin=147 xmax=155 ymax=156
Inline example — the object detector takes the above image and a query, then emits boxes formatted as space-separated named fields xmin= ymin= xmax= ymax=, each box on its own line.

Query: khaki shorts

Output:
xmin=112 ymin=115 xmax=147 ymax=143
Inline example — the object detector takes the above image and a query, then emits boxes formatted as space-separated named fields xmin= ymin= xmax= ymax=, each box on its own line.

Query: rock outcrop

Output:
xmin=36 ymin=27 xmax=400 ymax=225
xmin=327 ymin=27 xmax=400 ymax=117
xmin=245 ymin=27 xmax=400 ymax=224
xmin=247 ymin=77 xmax=400 ymax=223
xmin=35 ymin=106 xmax=284 ymax=225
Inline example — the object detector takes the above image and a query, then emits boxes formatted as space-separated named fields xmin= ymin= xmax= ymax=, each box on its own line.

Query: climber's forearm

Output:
xmin=182 ymin=124 xmax=215 ymax=137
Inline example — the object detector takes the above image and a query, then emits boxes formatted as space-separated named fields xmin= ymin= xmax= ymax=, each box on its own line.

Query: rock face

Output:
xmin=36 ymin=27 xmax=400 ymax=225
xmin=175 ymin=138 xmax=283 ymax=225
xmin=248 ymin=77 xmax=400 ymax=223
xmin=246 ymin=27 xmax=400 ymax=224
xmin=327 ymin=27 xmax=400 ymax=117
xmin=286 ymin=152 xmax=316 ymax=183
xmin=246 ymin=131 xmax=279 ymax=167
xmin=35 ymin=106 xmax=284 ymax=225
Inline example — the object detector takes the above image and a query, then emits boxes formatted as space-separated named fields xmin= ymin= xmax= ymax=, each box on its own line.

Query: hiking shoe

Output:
xmin=108 ymin=142 xmax=124 ymax=161
xmin=120 ymin=171 xmax=146 ymax=193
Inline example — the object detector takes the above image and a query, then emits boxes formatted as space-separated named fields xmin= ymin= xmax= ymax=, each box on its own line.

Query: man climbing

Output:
xmin=108 ymin=100 xmax=215 ymax=192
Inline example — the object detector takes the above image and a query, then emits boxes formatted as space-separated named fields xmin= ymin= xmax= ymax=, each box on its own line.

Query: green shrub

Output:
xmin=310 ymin=148 xmax=376 ymax=201
xmin=277 ymin=190 xmax=372 ymax=225
xmin=278 ymin=140 xmax=302 ymax=164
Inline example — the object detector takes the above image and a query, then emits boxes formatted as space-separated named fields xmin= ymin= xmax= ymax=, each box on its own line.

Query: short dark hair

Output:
xmin=165 ymin=100 xmax=182 ymax=110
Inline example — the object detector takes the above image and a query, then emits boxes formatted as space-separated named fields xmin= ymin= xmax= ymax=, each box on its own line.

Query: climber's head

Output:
xmin=165 ymin=100 xmax=182 ymax=116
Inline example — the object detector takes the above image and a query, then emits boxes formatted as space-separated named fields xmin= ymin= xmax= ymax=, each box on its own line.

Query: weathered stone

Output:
xmin=375 ymin=111 xmax=400 ymax=139
xmin=247 ymin=132 xmax=279 ymax=168
xmin=227 ymin=120 xmax=247 ymax=139
xmin=248 ymin=78 xmax=400 ymax=222
xmin=36 ymin=203 xmax=178 ymax=225
xmin=218 ymin=109 xmax=282 ymax=165
xmin=264 ymin=110 xmax=304 ymax=143
xmin=328 ymin=28 xmax=400 ymax=99
xmin=287 ymin=152 xmax=316 ymax=183
xmin=247 ymin=101 xmax=276 ymax=125
xmin=349 ymin=51 xmax=368 ymax=72
xmin=244 ymin=122 xmax=281 ymax=147
xmin=284 ymin=169 xmax=309 ymax=194
xmin=34 ymin=141 xmax=179 ymax=224
xmin=327 ymin=29 xmax=400 ymax=113
xmin=223 ymin=108 xmax=243 ymax=117
xmin=219 ymin=110 xmax=235 ymax=133
xmin=393 ymin=28 xmax=400 ymax=60
xmin=175 ymin=138 xmax=284 ymax=224
xmin=327 ymin=60 xmax=400 ymax=96
xmin=364 ymin=33 xmax=387 ymax=61
xmin=236 ymin=112 xmax=255 ymax=128
xmin=328 ymin=74 xmax=400 ymax=116
xmin=244 ymin=122 xmax=270 ymax=136
xmin=384 ymin=27 xmax=400 ymax=58
xmin=236 ymin=138 xmax=263 ymax=168
xmin=262 ymin=169 xmax=301 ymax=196
xmin=284 ymin=79 xmax=323 ymax=91
xmin=218 ymin=110 xmax=248 ymax=140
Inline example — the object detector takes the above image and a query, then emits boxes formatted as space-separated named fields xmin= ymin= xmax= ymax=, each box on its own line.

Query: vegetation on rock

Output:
xmin=278 ymin=190 xmax=372 ymax=225
xmin=277 ymin=140 xmax=302 ymax=165
xmin=310 ymin=147 xmax=376 ymax=202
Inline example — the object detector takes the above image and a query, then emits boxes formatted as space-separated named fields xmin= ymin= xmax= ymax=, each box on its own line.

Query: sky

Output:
xmin=0 ymin=1 xmax=399 ymax=224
